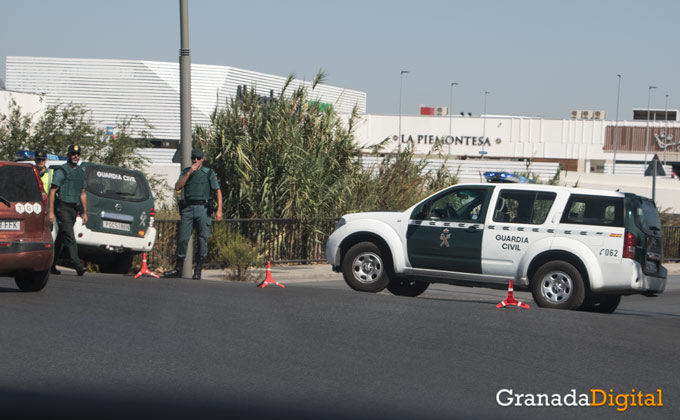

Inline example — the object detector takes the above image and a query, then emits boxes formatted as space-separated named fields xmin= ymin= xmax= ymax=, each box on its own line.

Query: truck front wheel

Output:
xmin=342 ymin=242 xmax=391 ymax=293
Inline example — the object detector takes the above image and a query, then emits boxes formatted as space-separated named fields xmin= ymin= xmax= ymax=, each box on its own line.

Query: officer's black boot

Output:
xmin=163 ymin=258 xmax=184 ymax=278
xmin=192 ymin=259 xmax=203 ymax=280
xmin=50 ymin=265 xmax=61 ymax=275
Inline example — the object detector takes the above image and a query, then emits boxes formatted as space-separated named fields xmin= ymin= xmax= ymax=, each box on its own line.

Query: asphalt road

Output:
xmin=0 ymin=272 xmax=678 ymax=420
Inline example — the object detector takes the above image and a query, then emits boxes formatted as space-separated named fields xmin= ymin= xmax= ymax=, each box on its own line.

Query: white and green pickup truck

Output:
xmin=325 ymin=183 xmax=666 ymax=313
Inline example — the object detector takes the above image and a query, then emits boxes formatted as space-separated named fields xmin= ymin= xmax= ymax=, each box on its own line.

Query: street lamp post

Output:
xmin=664 ymin=93 xmax=669 ymax=165
xmin=449 ymin=82 xmax=458 ymax=156
xmin=645 ymin=85 xmax=657 ymax=167
xmin=482 ymin=91 xmax=490 ymax=158
xmin=179 ymin=0 xmax=194 ymax=278
xmin=449 ymin=82 xmax=458 ymax=136
xmin=398 ymin=70 xmax=409 ymax=151
xmin=613 ymin=74 xmax=622 ymax=175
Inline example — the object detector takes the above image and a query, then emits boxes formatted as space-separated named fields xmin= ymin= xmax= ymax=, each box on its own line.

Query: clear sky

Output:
xmin=1 ymin=0 xmax=678 ymax=119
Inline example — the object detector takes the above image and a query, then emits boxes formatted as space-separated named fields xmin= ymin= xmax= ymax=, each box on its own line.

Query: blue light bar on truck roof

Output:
xmin=483 ymin=171 xmax=535 ymax=184
xmin=14 ymin=150 xmax=67 ymax=161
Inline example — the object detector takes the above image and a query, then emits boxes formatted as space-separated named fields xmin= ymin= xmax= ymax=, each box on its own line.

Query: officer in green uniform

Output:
xmin=49 ymin=145 xmax=87 ymax=276
xmin=34 ymin=150 xmax=52 ymax=194
xmin=163 ymin=148 xmax=222 ymax=279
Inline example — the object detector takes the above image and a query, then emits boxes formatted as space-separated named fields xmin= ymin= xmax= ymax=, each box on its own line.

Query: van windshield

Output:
xmin=84 ymin=166 xmax=150 ymax=202
xmin=0 ymin=165 xmax=42 ymax=203
xmin=635 ymin=197 xmax=662 ymax=233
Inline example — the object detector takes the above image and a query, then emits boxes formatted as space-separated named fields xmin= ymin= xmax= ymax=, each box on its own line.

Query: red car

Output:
xmin=0 ymin=161 xmax=53 ymax=291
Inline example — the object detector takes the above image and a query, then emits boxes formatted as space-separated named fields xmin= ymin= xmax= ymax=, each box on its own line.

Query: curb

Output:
xmin=199 ymin=264 xmax=343 ymax=283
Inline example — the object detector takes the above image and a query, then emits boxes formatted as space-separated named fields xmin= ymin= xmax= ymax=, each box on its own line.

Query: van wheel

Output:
xmin=15 ymin=270 xmax=50 ymax=292
xmin=342 ymin=242 xmax=391 ymax=293
xmin=387 ymin=279 xmax=429 ymax=297
xmin=99 ymin=253 xmax=135 ymax=274
xmin=580 ymin=294 xmax=621 ymax=313
xmin=531 ymin=261 xmax=585 ymax=310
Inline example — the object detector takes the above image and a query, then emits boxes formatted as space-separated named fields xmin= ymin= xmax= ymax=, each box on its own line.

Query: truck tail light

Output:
xmin=623 ymin=231 xmax=636 ymax=259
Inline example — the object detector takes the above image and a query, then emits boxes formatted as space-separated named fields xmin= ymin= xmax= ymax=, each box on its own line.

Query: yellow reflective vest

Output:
xmin=39 ymin=168 xmax=53 ymax=194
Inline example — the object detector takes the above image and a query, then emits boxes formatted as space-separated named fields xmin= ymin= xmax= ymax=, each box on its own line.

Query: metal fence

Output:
xmin=148 ymin=218 xmax=339 ymax=270
xmin=663 ymin=226 xmax=680 ymax=262
xmin=147 ymin=220 xmax=680 ymax=270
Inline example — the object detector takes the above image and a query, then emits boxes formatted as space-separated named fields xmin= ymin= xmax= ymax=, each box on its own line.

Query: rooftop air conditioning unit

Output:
xmin=581 ymin=110 xmax=591 ymax=119
xmin=592 ymin=110 xmax=607 ymax=120
xmin=436 ymin=106 xmax=449 ymax=116
xmin=571 ymin=110 xmax=582 ymax=119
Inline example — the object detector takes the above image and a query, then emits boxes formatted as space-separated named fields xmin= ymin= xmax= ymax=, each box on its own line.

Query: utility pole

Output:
xmin=481 ymin=91 xmax=490 ymax=158
xmin=398 ymin=70 xmax=408 ymax=152
xmin=180 ymin=0 xmax=194 ymax=278
xmin=449 ymin=82 xmax=458 ymax=155
xmin=664 ymin=93 xmax=669 ymax=166
xmin=613 ymin=74 xmax=621 ymax=174
xmin=644 ymin=85 xmax=656 ymax=167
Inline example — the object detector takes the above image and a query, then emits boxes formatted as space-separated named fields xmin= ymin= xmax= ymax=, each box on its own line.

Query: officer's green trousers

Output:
xmin=176 ymin=204 xmax=212 ymax=260
xmin=54 ymin=202 xmax=82 ymax=268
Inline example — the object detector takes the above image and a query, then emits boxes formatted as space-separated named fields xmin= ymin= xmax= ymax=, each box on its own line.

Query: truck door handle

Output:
xmin=467 ymin=225 xmax=480 ymax=233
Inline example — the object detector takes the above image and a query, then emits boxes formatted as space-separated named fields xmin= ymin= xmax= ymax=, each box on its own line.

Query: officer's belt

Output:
xmin=57 ymin=201 xmax=78 ymax=207
xmin=185 ymin=200 xmax=208 ymax=206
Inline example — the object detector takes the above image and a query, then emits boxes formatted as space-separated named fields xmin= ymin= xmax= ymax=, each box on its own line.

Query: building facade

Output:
xmin=0 ymin=89 xmax=44 ymax=121
xmin=6 ymin=56 xmax=680 ymax=176
xmin=5 ymin=56 xmax=367 ymax=146
xmin=354 ymin=114 xmax=680 ymax=174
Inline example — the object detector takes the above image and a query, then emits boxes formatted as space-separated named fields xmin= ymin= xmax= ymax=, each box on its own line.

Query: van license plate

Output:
xmin=103 ymin=221 xmax=131 ymax=232
xmin=0 ymin=220 xmax=20 ymax=231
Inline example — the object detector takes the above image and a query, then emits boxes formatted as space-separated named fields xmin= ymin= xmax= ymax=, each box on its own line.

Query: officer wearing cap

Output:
xmin=34 ymin=150 xmax=52 ymax=194
xmin=163 ymin=148 xmax=223 ymax=279
xmin=49 ymin=145 xmax=87 ymax=276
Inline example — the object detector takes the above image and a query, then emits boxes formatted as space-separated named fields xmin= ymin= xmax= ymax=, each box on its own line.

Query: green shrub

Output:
xmin=210 ymin=225 xmax=263 ymax=282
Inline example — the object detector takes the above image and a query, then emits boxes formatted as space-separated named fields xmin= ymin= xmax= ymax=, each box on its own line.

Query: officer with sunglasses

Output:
xmin=163 ymin=148 xmax=222 ymax=279
xmin=49 ymin=145 xmax=87 ymax=276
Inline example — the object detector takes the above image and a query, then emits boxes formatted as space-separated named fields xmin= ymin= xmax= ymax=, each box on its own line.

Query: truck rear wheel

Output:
xmin=342 ymin=242 xmax=391 ymax=293
xmin=531 ymin=261 xmax=585 ymax=310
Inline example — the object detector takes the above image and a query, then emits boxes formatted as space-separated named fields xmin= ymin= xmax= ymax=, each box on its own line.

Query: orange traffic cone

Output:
xmin=257 ymin=261 xmax=285 ymax=288
xmin=134 ymin=253 xmax=159 ymax=279
xmin=496 ymin=279 xmax=529 ymax=309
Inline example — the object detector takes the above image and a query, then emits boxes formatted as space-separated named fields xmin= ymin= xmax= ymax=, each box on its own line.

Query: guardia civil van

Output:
xmin=52 ymin=162 xmax=156 ymax=274
xmin=325 ymin=183 xmax=666 ymax=313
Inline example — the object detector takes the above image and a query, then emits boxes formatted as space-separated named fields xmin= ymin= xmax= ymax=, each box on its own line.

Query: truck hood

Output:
xmin=341 ymin=211 xmax=405 ymax=224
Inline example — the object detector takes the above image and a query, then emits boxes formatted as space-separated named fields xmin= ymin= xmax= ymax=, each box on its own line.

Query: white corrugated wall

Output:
xmin=5 ymin=56 xmax=367 ymax=142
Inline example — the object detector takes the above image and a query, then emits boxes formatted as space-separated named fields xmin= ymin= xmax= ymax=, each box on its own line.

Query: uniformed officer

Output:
xmin=34 ymin=150 xmax=52 ymax=194
xmin=163 ymin=148 xmax=223 ymax=279
xmin=49 ymin=145 xmax=87 ymax=276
